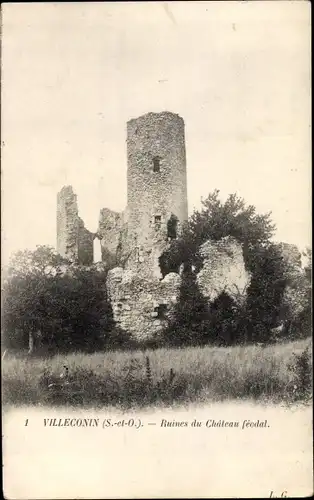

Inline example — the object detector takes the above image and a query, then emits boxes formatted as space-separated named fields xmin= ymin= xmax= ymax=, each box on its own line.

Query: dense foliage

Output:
xmin=2 ymin=192 xmax=311 ymax=353
xmin=161 ymin=191 xmax=310 ymax=346
xmin=2 ymin=246 xmax=128 ymax=353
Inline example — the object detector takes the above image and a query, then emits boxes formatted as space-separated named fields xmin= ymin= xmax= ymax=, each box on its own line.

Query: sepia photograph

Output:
xmin=1 ymin=1 xmax=312 ymax=498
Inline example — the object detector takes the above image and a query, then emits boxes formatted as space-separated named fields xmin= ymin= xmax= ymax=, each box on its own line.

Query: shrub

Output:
xmin=287 ymin=346 xmax=312 ymax=402
xmin=2 ymin=246 xmax=117 ymax=353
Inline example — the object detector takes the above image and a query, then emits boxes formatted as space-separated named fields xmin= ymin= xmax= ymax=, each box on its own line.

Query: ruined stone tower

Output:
xmin=125 ymin=111 xmax=188 ymax=277
xmin=57 ymin=186 xmax=78 ymax=261
xmin=55 ymin=112 xmax=255 ymax=341
xmin=57 ymin=111 xmax=188 ymax=277
xmin=57 ymin=185 xmax=94 ymax=265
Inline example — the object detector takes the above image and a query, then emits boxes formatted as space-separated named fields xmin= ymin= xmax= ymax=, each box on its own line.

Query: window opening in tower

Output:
xmin=154 ymin=304 xmax=168 ymax=319
xmin=154 ymin=215 xmax=162 ymax=230
xmin=153 ymin=156 xmax=161 ymax=172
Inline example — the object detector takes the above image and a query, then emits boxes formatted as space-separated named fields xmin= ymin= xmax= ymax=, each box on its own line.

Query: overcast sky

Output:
xmin=2 ymin=2 xmax=311 ymax=264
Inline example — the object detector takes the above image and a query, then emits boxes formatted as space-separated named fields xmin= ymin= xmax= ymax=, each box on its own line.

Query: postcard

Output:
xmin=2 ymin=2 xmax=312 ymax=498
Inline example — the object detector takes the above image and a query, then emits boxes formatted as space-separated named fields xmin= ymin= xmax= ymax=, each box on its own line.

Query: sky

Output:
xmin=2 ymin=1 xmax=311 ymax=265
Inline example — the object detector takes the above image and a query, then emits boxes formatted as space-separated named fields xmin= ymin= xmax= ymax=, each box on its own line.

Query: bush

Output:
xmin=162 ymin=271 xmax=211 ymax=347
xmin=286 ymin=346 xmax=312 ymax=402
xmin=2 ymin=246 xmax=117 ymax=353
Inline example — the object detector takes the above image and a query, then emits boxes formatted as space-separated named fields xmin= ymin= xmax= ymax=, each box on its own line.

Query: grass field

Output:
xmin=2 ymin=338 xmax=312 ymax=409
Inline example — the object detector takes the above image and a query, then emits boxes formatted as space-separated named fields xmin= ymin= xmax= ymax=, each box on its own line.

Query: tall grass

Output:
xmin=2 ymin=338 xmax=312 ymax=409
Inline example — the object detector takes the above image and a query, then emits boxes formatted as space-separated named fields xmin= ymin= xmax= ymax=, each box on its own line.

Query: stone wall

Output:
xmin=98 ymin=208 xmax=127 ymax=267
xmin=78 ymin=218 xmax=94 ymax=266
xmin=106 ymin=267 xmax=181 ymax=341
xmin=56 ymin=185 xmax=93 ymax=264
xmin=196 ymin=236 xmax=251 ymax=305
xmin=124 ymin=229 xmax=170 ymax=280
xmin=57 ymin=111 xmax=189 ymax=280
xmin=275 ymin=242 xmax=310 ymax=321
xmin=106 ymin=236 xmax=252 ymax=341
xmin=57 ymin=186 xmax=79 ymax=261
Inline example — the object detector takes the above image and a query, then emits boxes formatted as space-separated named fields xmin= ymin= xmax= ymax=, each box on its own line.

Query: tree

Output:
xmin=162 ymin=270 xmax=210 ymax=346
xmin=2 ymin=246 xmax=70 ymax=352
xmin=189 ymin=190 xmax=275 ymax=247
xmin=303 ymin=247 xmax=312 ymax=284
xmin=244 ymin=243 xmax=288 ymax=343
xmin=160 ymin=190 xmax=276 ymax=276
xmin=160 ymin=190 xmax=288 ymax=345
xmin=2 ymin=246 xmax=117 ymax=353
xmin=58 ymin=264 xmax=116 ymax=351
xmin=6 ymin=246 xmax=68 ymax=278
xmin=280 ymin=246 xmax=312 ymax=340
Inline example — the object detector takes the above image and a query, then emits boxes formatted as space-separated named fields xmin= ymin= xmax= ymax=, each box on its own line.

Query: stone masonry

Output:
xmin=197 ymin=236 xmax=251 ymax=305
xmin=56 ymin=111 xmax=256 ymax=341
xmin=275 ymin=242 xmax=310 ymax=322
xmin=56 ymin=112 xmax=189 ymax=340
xmin=57 ymin=186 xmax=94 ymax=265
xmin=125 ymin=112 xmax=188 ymax=279
xmin=106 ymin=268 xmax=181 ymax=341
xmin=98 ymin=208 xmax=127 ymax=267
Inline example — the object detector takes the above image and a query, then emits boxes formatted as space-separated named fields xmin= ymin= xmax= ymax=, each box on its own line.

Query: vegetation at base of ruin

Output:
xmin=2 ymin=246 xmax=131 ymax=353
xmin=2 ymin=338 xmax=312 ymax=409
xmin=2 ymin=191 xmax=311 ymax=354
xmin=159 ymin=189 xmax=277 ymax=275
xmin=160 ymin=190 xmax=312 ymax=346
xmin=161 ymin=267 xmax=311 ymax=348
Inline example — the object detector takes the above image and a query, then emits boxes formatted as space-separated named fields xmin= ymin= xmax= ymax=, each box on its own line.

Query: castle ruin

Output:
xmin=57 ymin=111 xmax=250 ymax=340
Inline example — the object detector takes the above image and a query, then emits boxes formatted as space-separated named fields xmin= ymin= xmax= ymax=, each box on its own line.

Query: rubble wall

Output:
xmin=106 ymin=268 xmax=181 ymax=341
xmin=56 ymin=185 xmax=93 ymax=264
xmin=196 ymin=236 xmax=251 ymax=305
xmin=57 ymin=186 xmax=79 ymax=261
xmin=275 ymin=242 xmax=310 ymax=320
xmin=78 ymin=218 xmax=94 ymax=266
xmin=98 ymin=208 xmax=127 ymax=266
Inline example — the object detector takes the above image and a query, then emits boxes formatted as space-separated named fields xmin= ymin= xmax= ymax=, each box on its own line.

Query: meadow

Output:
xmin=2 ymin=338 xmax=312 ymax=409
